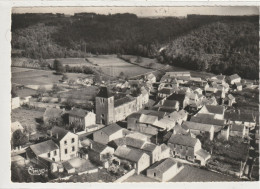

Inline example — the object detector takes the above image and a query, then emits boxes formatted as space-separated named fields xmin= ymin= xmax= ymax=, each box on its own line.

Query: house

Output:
xmin=228 ymin=74 xmax=241 ymax=85
xmin=154 ymin=98 xmax=180 ymax=113
xmin=224 ymin=111 xmax=256 ymax=129
xmin=160 ymin=143 xmax=171 ymax=160
xmin=146 ymin=73 xmax=156 ymax=83
xmin=196 ymin=105 xmax=225 ymax=120
xmin=26 ymin=140 xmax=60 ymax=162
xmin=210 ymin=75 xmax=226 ymax=85
xmin=168 ymin=110 xmax=188 ymax=125
xmin=157 ymin=88 xmax=175 ymax=99
xmin=226 ymin=94 xmax=236 ymax=106
xmin=140 ymin=86 xmax=149 ymax=106
xmin=230 ymin=124 xmax=248 ymax=138
xmin=234 ymin=82 xmax=242 ymax=91
xmin=11 ymin=97 xmax=20 ymax=110
xmin=49 ymin=126 xmax=79 ymax=161
xmin=165 ymin=71 xmax=191 ymax=77
xmin=201 ymin=96 xmax=218 ymax=106
xmin=93 ymin=123 xmax=125 ymax=144
xmin=68 ymin=108 xmax=96 ymax=131
xmin=11 ymin=121 xmax=24 ymax=135
xmin=182 ymin=121 xmax=214 ymax=141
xmin=81 ymin=139 xmax=115 ymax=168
xmin=147 ymin=158 xmax=183 ymax=182
xmin=167 ymin=92 xmax=187 ymax=109
xmin=168 ymin=134 xmax=211 ymax=166
xmin=114 ymin=146 xmax=150 ymax=174
xmin=140 ymin=142 xmax=161 ymax=164
xmin=190 ymin=114 xmax=225 ymax=132
xmin=43 ymin=108 xmax=64 ymax=125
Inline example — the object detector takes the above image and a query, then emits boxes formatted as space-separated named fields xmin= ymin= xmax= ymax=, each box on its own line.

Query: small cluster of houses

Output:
xmin=11 ymin=71 xmax=258 ymax=181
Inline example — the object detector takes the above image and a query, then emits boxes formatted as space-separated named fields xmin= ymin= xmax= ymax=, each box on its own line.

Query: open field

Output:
xmin=87 ymin=55 xmax=153 ymax=77
xmin=11 ymin=107 xmax=45 ymax=133
xmin=59 ymin=86 xmax=99 ymax=101
xmin=12 ymin=67 xmax=92 ymax=86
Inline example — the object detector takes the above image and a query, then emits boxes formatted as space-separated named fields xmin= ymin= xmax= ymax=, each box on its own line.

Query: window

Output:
xmin=64 ymin=140 xmax=67 ymax=145
xmin=65 ymin=149 xmax=67 ymax=154
xmin=72 ymin=146 xmax=75 ymax=152
xmin=186 ymin=147 xmax=188 ymax=150
xmin=54 ymin=150 xmax=57 ymax=156
xmin=72 ymin=138 xmax=75 ymax=143
xmin=48 ymin=152 xmax=50 ymax=158
xmin=154 ymin=173 xmax=156 ymax=177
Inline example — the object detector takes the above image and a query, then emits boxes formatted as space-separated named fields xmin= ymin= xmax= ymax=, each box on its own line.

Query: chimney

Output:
xmin=56 ymin=133 xmax=59 ymax=139
xmin=73 ymin=128 xmax=76 ymax=133
xmin=89 ymin=143 xmax=93 ymax=149
xmin=50 ymin=131 xmax=53 ymax=137
xmin=238 ymin=109 xmax=240 ymax=115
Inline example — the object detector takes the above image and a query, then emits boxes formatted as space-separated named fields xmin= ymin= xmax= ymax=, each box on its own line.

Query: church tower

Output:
xmin=95 ymin=87 xmax=114 ymax=125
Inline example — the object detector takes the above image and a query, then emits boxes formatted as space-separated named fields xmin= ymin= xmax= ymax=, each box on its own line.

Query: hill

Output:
xmin=11 ymin=13 xmax=259 ymax=79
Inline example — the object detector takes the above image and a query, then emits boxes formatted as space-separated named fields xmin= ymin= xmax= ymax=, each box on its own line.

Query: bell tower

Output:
xmin=95 ymin=87 xmax=114 ymax=125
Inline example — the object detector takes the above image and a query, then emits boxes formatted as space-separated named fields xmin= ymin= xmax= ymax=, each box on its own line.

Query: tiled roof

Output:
xmin=126 ymin=137 xmax=146 ymax=149
xmin=224 ymin=112 xmax=255 ymax=122
xmin=204 ymin=105 xmax=225 ymax=114
xmin=142 ymin=143 xmax=158 ymax=152
xmin=158 ymin=88 xmax=174 ymax=95
xmin=182 ymin=121 xmax=214 ymax=132
xmin=99 ymin=123 xmax=123 ymax=136
xmin=195 ymin=149 xmax=211 ymax=160
xmin=148 ymin=158 xmax=177 ymax=173
xmin=168 ymin=134 xmax=198 ymax=147
xmin=139 ymin=114 xmax=158 ymax=125
xmin=90 ymin=140 xmax=108 ymax=153
xmin=29 ymin=140 xmax=59 ymax=156
xmin=97 ymin=87 xmax=113 ymax=98
xmin=114 ymin=95 xmax=135 ymax=107
xmin=162 ymin=99 xmax=179 ymax=108
xmin=114 ymin=146 xmax=147 ymax=162
xmin=167 ymin=93 xmax=185 ymax=102
xmin=190 ymin=116 xmax=225 ymax=126
xmin=50 ymin=126 xmax=70 ymax=142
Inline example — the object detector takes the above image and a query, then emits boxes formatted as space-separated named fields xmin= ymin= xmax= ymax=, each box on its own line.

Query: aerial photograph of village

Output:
xmin=10 ymin=7 xmax=259 ymax=183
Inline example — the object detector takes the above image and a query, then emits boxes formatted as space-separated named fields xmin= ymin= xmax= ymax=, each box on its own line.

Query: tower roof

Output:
xmin=97 ymin=87 xmax=113 ymax=98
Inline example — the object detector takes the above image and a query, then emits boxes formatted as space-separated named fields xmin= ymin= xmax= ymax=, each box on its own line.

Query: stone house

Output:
xmin=68 ymin=108 xmax=96 ymax=131
xmin=147 ymin=158 xmax=183 ymax=182
xmin=93 ymin=123 xmax=126 ymax=144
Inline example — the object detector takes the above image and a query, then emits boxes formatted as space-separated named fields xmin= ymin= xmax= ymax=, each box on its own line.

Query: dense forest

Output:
xmin=11 ymin=13 xmax=259 ymax=79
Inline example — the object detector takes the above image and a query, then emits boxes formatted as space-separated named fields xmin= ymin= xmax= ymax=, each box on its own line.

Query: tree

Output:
xmin=94 ymin=74 xmax=101 ymax=84
xmin=37 ymin=86 xmax=46 ymax=97
xmin=119 ymin=72 xmax=125 ymax=79
xmin=12 ymin=130 xmax=28 ymax=148
xmin=53 ymin=59 xmax=64 ymax=74
xmin=62 ymin=74 xmax=68 ymax=81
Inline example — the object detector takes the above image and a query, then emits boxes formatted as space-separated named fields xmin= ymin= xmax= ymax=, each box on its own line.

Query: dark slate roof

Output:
xmin=224 ymin=112 xmax=255 ymax=122
xmin=167 ymin=92 xmax=185 ymax=102
xmin=205 ymin=105 xmax=225 ymax=115
xmin=114 ymin=95 xmax=135 ymax=107
xmin=29 ymin=140 xmax=59 ymax=156
xmin=162 ymin=99 xmax=179 ymax=107
xmin=50 ymin=126 xmax=69 ymax=142
xmin=126 ymin=137 xmax=146 ymax=149
xmin=147 ymin=111 xmax=167 ymax=120
xmin=69 ymin=108 xmax=89 ymax=117
xmin=168 ymin=134 xmax=198 ymax=147
xmin=148 ymin=158 xmax=177 ymax=173
xmin=127 ymin=113 xmax=142 ymax=120
xmin=100 ymin=123 xmax=123 ymax=136
xmin=97 ymin=87 xmax=113 ymax=98
xmin=158 ymin=88 xmax=174 ymax=95
xmin=190 ymin=116 xmax=225 ymax=126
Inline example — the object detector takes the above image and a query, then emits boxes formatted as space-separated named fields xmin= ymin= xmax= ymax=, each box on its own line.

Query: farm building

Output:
xmin=147 ymin=158 xmax=183 ymax=182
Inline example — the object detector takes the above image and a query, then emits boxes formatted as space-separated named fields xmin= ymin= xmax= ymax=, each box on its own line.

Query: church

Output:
xmin=95 ymin=87 xmax=148 ymax=125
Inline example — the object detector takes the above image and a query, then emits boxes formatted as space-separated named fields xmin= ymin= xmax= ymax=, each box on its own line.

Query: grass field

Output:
xmin=87 ymin=55 xmax=152 ymax=77
xmin=11 ymin=107 xmax=45 ymax=133
xmin=46 ymin=58 xmax=93 ymax=67
xmin=59 ymin=86 xmax=99 ymax=101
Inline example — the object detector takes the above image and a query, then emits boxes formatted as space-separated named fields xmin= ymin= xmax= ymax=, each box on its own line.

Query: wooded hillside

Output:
xmin=11 ymin=13 xmax=259 ymax=79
